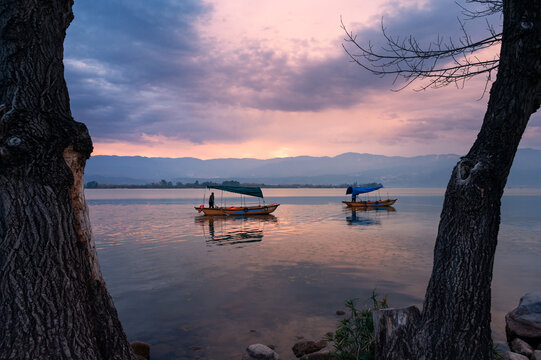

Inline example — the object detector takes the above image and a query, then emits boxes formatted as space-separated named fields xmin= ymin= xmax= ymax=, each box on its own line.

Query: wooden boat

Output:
xmin=342 ymin=198 xmax=397 ymax=207
xmin=196 ymin=203 xmax=280 ymax=216
xmin=343 ymin=185 xmax=397 ymax=208
xmin=195 ymin=185 xmax=280 ymax=216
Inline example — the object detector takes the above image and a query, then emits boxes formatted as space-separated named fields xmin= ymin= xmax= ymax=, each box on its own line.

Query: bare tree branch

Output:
xmin=341 ymin=5 xmax=502 ymax=93
xmin=458 ymin=0 xmax=503 ymax=19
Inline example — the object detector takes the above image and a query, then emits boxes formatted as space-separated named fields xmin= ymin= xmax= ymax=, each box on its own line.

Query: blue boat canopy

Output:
xmin=346 ymin=185 xmax=382 ymax=196
xmin=208 ymin=185 xmax=264 ymax=198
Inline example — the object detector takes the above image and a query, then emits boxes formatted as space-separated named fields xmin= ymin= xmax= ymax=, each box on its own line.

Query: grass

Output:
xmin=492 ymin=346 xmax=506 ymax=360
xmin=326 ymin=292 xmax=507 ymax=360
xmin=326 ymin=292 xmax=388 ymax=360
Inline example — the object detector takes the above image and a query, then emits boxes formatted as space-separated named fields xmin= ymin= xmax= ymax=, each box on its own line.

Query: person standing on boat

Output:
xmin=352 ymin=194 xmax=357 ymax=202
xmin=209 ymin=192 xmax=215 ymax=208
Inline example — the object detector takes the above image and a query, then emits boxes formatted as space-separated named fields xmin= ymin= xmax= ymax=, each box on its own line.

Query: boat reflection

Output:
xmin=345 ymin=206 xmax=396 ymax=226
xmin=195 ymin=215 xmax=278 ymax=246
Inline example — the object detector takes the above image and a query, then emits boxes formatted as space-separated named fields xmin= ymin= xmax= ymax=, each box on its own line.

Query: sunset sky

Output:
xmin=64 ymin=0 xmax=540 ymax=159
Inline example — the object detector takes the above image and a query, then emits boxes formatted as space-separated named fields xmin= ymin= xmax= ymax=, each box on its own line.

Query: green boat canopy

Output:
xmin=207 ymin=185 xmax=264 ymax=198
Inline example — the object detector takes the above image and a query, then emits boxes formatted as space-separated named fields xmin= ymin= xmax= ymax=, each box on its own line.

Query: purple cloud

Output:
xmin=64 ymin=0 xmax=519 ymax=150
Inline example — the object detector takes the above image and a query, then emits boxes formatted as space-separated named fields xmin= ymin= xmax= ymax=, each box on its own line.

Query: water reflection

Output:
xmin=195 ymin=215 xmax=278 ymax=246
xmin=345 ymin=207 xmax=396 ymax=226
xmin=86 ymin=189 xmax=540 ymax=358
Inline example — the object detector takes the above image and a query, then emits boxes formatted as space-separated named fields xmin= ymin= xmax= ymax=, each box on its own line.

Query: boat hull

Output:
xmin=342 ymin=198 xmax=397 ymax=207
xmin=195 ymin=204 xmax=280 ymax=216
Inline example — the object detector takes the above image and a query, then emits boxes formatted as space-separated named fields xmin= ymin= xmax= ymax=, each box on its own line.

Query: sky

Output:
xmin=64 ymin=0 xmax=540 ymax=159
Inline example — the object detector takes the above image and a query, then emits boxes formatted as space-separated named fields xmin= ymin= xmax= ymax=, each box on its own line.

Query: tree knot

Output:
xmin=456 ymin=158 xmax=486 ymax=185
xmin=457 ymin=159 xmax=475 ymax=181
xmin=520 ymin=11 xmax=535 ymax=31
xmin=6 ymin=136 xmax=22 ymax=147
xmin=520 ymin=21 xmax=533 ymax=30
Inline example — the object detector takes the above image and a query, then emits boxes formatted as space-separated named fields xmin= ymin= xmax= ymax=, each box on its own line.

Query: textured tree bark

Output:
xmin=375 ymin=0 xmax=541 ymax=359
xmin=374 ymin=306 xmax=421 ymax=358
xmin=0 ymin=1 xmax=135 ymax=359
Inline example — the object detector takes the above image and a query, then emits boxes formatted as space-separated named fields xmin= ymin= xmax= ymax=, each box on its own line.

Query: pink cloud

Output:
xmin=67 ymin=0 xmax=540 ymax=159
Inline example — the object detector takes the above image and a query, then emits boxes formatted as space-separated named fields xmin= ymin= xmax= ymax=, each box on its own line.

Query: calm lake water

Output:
xmin=85 ymin=188 xmax=541 ymax=360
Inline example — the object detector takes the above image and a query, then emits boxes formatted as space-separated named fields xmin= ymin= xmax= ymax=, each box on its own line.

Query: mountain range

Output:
xmin=84 ymin=148 xmax=541 ymax=188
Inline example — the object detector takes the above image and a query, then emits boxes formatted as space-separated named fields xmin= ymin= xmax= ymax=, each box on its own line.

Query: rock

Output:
xmin=335 ymin=310 xmax=345 ymax=315
xmin=534 ymin=350 xmax=541 ymax=360
xmin=506 ymin=352 xmax=529 ymax=360
xmin=521 ymin=292 xmax=541 ymax=313
xmin=130 ymin=341 xmax=150 ymax=360
xmin=303 ymin=350 xmax=330 ymax=359
xmin=242 ymin=344 xmax=280 ymax=360
xmin=292 ymin=340 xmax=327 ymax=358
xmin=506 ymin=292 xmax=541 ymax=342
xmin=510 ymin=338 xmax=534 ymax=358
xmin=301 ymin=344 xmax=331 ymax=360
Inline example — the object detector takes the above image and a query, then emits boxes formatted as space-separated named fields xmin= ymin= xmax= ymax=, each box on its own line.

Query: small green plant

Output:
xmin=327 ymin=294 xmax=506 ymax=360
xmin=492 ymin=345 xmax=506 ymax=360
xmin=326 ymin=291 xmax=388 ymax=360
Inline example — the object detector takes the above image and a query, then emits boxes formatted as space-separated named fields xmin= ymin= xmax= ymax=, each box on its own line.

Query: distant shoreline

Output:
xmin=84 ymin=183 xmax=382 ymax=189
xmin=85 ymin=184 xmax=380 ymax=189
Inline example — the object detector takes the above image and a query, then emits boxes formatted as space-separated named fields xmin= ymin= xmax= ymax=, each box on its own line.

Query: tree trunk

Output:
xmin=375 ymin=0 xmax=541 ymax=359
xmin=0 ymin=1 xmax=135 ymax=359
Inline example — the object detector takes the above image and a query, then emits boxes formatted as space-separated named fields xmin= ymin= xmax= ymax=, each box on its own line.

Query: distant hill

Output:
xmin=84 ymin=148 xmax=541 ymax=188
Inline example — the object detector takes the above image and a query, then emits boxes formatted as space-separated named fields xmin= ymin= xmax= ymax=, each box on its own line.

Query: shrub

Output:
xmin=327 ymin=292 xmax=388 ymax=360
